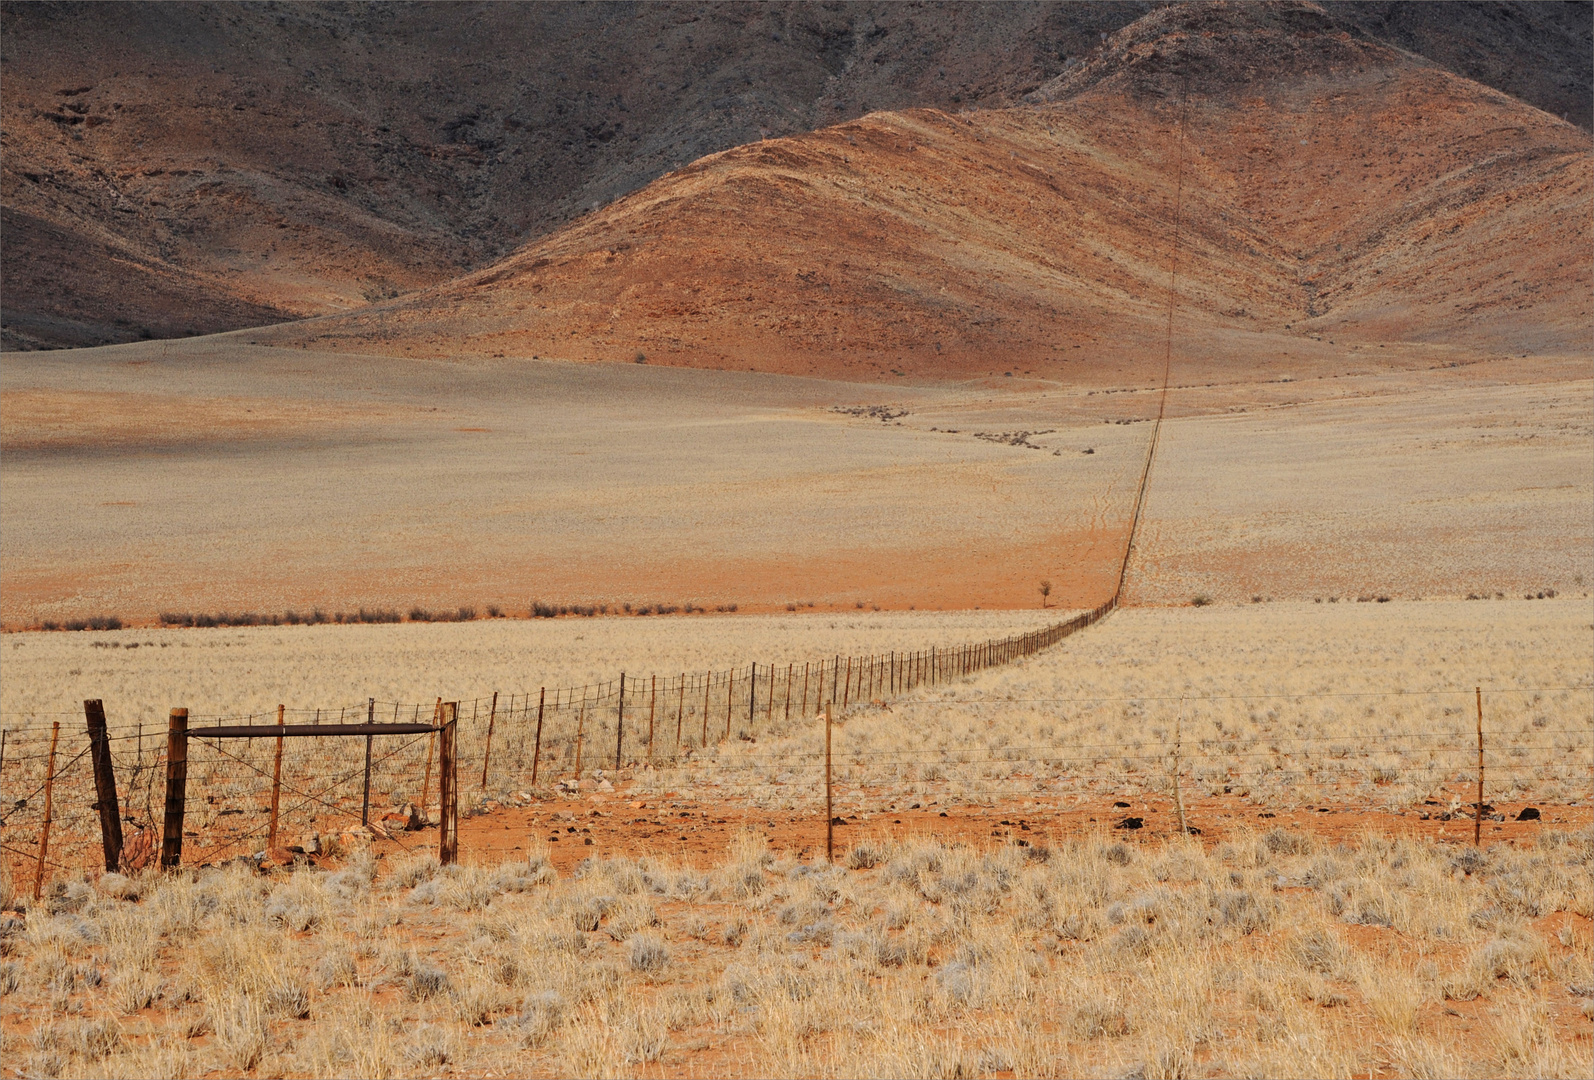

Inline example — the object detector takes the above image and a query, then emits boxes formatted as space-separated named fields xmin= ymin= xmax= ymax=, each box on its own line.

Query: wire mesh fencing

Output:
xmin=4 ymin=678 xmax=1587 ymax=893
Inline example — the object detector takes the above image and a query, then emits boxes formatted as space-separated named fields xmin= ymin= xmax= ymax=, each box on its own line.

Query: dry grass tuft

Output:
xmin=1 ymin=826 xmax=1587 ymax=1077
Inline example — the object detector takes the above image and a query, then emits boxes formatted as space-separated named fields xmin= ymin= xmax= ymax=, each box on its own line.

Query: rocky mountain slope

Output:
xmin=252 ymin=2 xmax=1591 ymax=381
xmin=1 ymin=0 xmax=1588 ymax=350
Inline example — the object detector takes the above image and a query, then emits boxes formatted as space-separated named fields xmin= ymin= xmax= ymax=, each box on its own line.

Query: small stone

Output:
xmin=1516 ymin=807 xmax=1541 ymax=821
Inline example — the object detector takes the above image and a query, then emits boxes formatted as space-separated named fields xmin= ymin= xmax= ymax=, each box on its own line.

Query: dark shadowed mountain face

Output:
xmin=1 ymin=1 xmax=1588 ymax=350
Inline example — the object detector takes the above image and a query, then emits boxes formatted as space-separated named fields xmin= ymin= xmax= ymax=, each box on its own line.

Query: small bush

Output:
xmin=407 ymin=964 xmax=451 ymax=1000
xmin=628 ymin=934 xmax=670 ymax=972
xmin=1191 ymin=595 xmax=1212 ymax=607
xmin=848 ymin=838 xmax=889 ymax=869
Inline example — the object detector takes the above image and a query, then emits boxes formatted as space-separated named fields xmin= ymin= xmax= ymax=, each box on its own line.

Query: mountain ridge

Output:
xmin=250 ymin=2 xmax=1590 ymax=381
xmin=1 ymin=0 xmax=1588 ymax=350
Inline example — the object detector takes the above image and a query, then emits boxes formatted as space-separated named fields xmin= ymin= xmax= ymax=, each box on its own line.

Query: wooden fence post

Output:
xmin=1475 ymin=687 xmax=1484 ymax=847
xmin=574 ymin=705 xmax=586 ymax=781
xmin=702 ymin=673 xmax=710 ymax=746
xmin=1173 ymin=698 xmax=1187 ymax=836
xmin=362 ymin=697 xmax=376 ymax=826
xmin=421 ymin=698 xmax=440 ymax=820
xmin=481 ymin=691 xmax=498 ymax=791
xmin=801 ymin=662 xmax=810 ymax=718
xmin=843 ymin=656 xmax=851 ymax=708
xmin=438 ymin=704 xmax=459 ymax=865
xmin=85 ymin=700 xmax=123 ymax=872
xmin=268 ymin=704 xmax=284 ymax=849
xmin=676 ymin=675 xmax=685 ymax=750
xmin=824 ymin=702 xmax=834 ymax=865
xmin=748 ymin=662 xmax=757 ymax=726
xmin=33 ymin=721 xmax=60 ymax=900
xmin=530 ymin=688 xmax=546 ymax=785
xmin=160 ymin=709 xmax=188 ymax=870
xmin=724 ymin=669 xmax=734 ymax=740
xmin=643 ymin=675 xmax=656 ymax=761
xmin=615 ymin=673 xmax=626 ymax=770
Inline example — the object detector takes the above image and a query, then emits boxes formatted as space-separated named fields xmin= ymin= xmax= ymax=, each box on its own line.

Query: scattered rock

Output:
xmin=1516 ymin=807 xmax=1541 ymax=821
xmin=1115 ymin=817 xmax=1144 ymax=830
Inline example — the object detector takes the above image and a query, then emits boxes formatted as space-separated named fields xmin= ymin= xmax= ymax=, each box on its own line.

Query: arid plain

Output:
xmin=1 ymin=3 xmax=1591 ymax=1078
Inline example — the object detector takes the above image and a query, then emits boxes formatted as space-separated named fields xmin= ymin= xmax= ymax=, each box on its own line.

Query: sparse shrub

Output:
xmin=848 ymin=838 xmax=889 ymax=869
xmin=1289 ymin=927 xmax=1350 ymax=977
xmin=1191 ymin=595 xmax=1212 ymax=607
xmin=266 ymin=982 xmax=311 ymax=1019
xmin=455 ymin=606 xmax=475 ymax=621
xmin=407 ymin=963 xmax=451 ymax=1000
xmin=628 ymin=934 xmax=670 ymax=973
xmin=516 ymin=991 xmax=564 ymax=1047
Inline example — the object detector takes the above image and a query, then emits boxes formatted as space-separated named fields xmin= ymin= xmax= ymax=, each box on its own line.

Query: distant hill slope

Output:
xmin=254 ymin=2 xmax=1591 ymax=381
xmin=1 ymin=0 xmax=1588 ymax=350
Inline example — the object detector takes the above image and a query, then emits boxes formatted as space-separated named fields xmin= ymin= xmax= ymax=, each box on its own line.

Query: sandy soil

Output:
xmin=2 ymin=337 xmax=1587 ymax=625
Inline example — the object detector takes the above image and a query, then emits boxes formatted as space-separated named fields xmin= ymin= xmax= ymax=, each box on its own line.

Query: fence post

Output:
xmin=785 ymin=664 xmax=793 ymax=721
xmin=676 ymin=675 xmax=685 ymax=750
xmin=749 ymin=662 xmax=757 ymax=726
xmin=421 ymin=698 xmax=440 ymax=819
xmin=530 ymin=688 xmax=546 ymax=785
xmin=616 ymin=673 xmax=626 ymax=770
xmin=362 ymin=698 xmax=376 ymax=826
xmin=33 ymin=721 xmax=60 ymax=900
xmin=1173 ymin=698 xmax=1187 ymax=835
xmin=481 ymin=691 xmax=498 ymax=791
xmin=268 ymin=704 xmax=284 ymax=848
xmin=843 ymin=656 xmax=851 ymax=708
xmin=724 ymin=669 xmax=734 ymax=740
xmin=574 ymin=705 xmax=586 ymax=781
xmin=647 ymin=676 xmax=657 ymax=761
xmin=801 ymin=662 xmax=810 ymax=718
xmin=438 ymin=703 xmax=459 ymax=865
xmin=702 ymin=674 xmax=710 ymax=745
xmin=1475 ymin=687 xmax=1484 ymax=847
xmin=160 ymin=709 xmax=188 ymax=870
xmin=85 ymin=700 xmax=123 ymax=872
xmin=825 ymin=702 xmax=834 ymax=865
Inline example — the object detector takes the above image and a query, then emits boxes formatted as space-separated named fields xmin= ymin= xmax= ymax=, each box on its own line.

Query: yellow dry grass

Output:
xmin=1 ymin=828 xmax=1589 ymax=1079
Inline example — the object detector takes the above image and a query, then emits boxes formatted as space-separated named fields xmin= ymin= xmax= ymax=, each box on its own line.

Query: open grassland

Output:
xmin=1 ymin=829 xmax=1590 ymax=1079
xmin=652 ymin=599 xmax=1594 ymax=817
xmin=3 ymin=342 xmax=1588 ymax=625
xmin=0 ymin=609 xmax=1069 ymax=726
xmin=2 ymin=600 xmax=1587 ymax=891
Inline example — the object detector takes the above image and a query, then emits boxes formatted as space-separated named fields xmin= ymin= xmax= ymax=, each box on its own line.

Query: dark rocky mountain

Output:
xmin=1 ymin=0 xmax=1587 ymax=350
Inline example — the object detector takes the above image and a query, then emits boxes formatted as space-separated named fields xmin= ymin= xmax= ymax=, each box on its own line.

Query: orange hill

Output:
xmin=257 ymin=3 xmax=1591 ymax=382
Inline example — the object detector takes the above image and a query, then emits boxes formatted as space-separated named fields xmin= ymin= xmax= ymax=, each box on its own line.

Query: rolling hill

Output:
xmin=253 ymin=2 xmax=1591 ymax=382
xmin=1 ymin=0 xmax=1587 ymax=351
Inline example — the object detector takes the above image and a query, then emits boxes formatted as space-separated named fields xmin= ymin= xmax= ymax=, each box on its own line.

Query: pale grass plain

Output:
xmin=2 ymin=826 xmax=1589 ymax=1080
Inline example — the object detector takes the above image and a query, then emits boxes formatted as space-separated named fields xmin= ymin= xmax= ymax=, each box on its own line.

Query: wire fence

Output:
xmin=4 ymin=657 xmax=1588 ymax=890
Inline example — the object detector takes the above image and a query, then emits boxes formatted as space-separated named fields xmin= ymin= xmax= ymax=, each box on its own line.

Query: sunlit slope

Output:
xmin=258 ymin=2 xmax=1591 ymax=380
